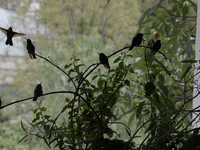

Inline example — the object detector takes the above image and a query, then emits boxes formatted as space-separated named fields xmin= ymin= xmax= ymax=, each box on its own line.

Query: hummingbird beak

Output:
xmin=40 ymin=81 xmax=43 ymax=84
xmin=24 ymin=37 xmax=28 ymax=40
xmin=0 ymin=95 xmax=3 ymax=98
xmin=96 ymin=52 xmax=100 ymax=54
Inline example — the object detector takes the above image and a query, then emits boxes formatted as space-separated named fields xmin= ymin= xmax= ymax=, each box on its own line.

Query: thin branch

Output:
xmin=36 ymin=54 xmax=77 ymax=89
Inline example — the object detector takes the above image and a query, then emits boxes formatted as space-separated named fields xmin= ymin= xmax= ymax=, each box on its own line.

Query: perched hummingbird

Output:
xmin=129 ymin=33 xmax=144 ymax=51
xmin=0 ymin=27 xmax=25 ymax=46
xmin=151 ymin=40 xmax=161 ymax=56
xmin=25 ymin=38 xmax=36 ymax=59
xmin=33 ymin=82 xmax=43 ymax=101
xmin=0 ymin=95 xmax=2 ymax=108
xmin=97 ymin=53 xmax=110 ymax=70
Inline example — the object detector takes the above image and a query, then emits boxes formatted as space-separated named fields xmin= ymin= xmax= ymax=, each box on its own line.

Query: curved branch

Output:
xmin=36 ymin=54 xmax=77 ymax=89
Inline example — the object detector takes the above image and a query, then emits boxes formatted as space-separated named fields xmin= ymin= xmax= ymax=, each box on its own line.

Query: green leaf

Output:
xmin=180 ymin=64 xmax=192 ymax=81
xmin=105 ymin=128 xmax=113 ymax=138
xmin=64 ymin=63 xmax=72 ymax=69
xmin=182 ymin=4 xmax=189 ymax=19
xmin=106 ymin=0 xmax=111 ymax=6
xmin=181 ymin=60 xmax=197 ymax=64
xmin=114 ymin=56 xmax=121 ymax=63
xmin=186 ymin=42 xmax=193 ymax=57
xmin=17 ymin=135 xmax=28 ymax=144
xmin=21 ymin=120 xmax=26 ymax=132
xmin=165 ymin=24 xmax=170 ymax=36
xmin=97 ymin=80 xmax=103 ymax=89
xmin=43 ymin=137 xmax=51 ymax=149
xmin=124 ymin=80 xmax=130 ymax=86
xmin=156 ymin=60 xmax=171 ymax=76
xmin=125 ymin=127 xmax=131 ymax=137
xmin=33 ymin=108 xmax=38 ymax=114
xmin=136 ymin=101 xmax=145 ymax=118
xmin=138 ymin=10 xmax=147 ymax=27
xmin=92 ymin=75 xmax=98 ymax=80
xmin=145 ymin=82 xmax=156 ymax=96
xmin=187 ymin=0 xmax=197 ymax=12
xmin=164 ymin=99 xmax=175 ymax=111
xmin=128 ymin=113 xmax=135 ymax=126
xmin=158 ymin=74 xmax=165 ymax=84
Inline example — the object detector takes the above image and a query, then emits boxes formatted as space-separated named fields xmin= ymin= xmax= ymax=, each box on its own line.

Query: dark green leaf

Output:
xmin=156 ymin=60 xmax=171 ymax=76
xmin=114 ymin=56 xmax=121 ymax=63
xmin=180 ymin=64 xmax=192 ymax=81
xmin=182 ymin=4 xmax=188 ymax=18
xmin=125 ymin=127 xmax=131 ymax=137
xmin=145 ymin=82 xmax=156 ymax=96
xmin=136 ymin=101 xmax=145 ymax=118
xmin=92 ymin=75 xmax=98 ymax=80
xmin=75 ymin=58 xmax=80 ymax=62
xmin=181 ymin=60 xmax=197 ymax=63
xmin=21 ymin=120 xmax=26 ymax=132
xmin=97 ymin=80 xmax=103 ymax=88
xmin=186 ymin=42 xmax=193 ymax=57
xmin=124 ymin=80 xmax=130 ymax=86
xmin=105 ymin=128 xmax=113 ymax=138
xmin=138 ymin=10 xmax=147 ymax=27
xmin=158 ymin=74 xmax=165 ymax=84
xmin=64 ymin=63 xmax=72 ymax=69
xmin=17 ymin=135 xmax=28 ymax=144
xmin=187 ymin=0 xmax=197 ymax=12
xmin=128 ymin=113 xmax=135 ymax=126
xmin=165 ymin=24 xmax=170 ymax=36
xmin=164 ymin=99 xmax=175 ymax=111
xmin=33 ymin=108 xmax=38 ymax=114
xmin=43 ymin=137 xmax=51 ymax=149
xmin=106 ymin=0 xmax=111 ymax=6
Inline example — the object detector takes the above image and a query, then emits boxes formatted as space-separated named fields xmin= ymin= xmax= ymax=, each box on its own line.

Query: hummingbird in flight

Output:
xmin=25 ymin=38 xmax=36 ymax=59
xmin=97 ymin=53 xmax=110 ymax=70
xmin=0 ymin=27 xmax=25 ymax=46
xmin=129 ymin=33 xmax=144 ymax=51
xmin=151 ymin=40 xmax=161 ymax=56
xmin=33 ymin=82 xmax=43 ymax=101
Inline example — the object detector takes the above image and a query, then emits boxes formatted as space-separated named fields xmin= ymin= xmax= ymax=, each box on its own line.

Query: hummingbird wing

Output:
xmin=13 ymin=32 xmax=26 ymax=37
xmin=0 ymin=27 xmax=8 ymax=35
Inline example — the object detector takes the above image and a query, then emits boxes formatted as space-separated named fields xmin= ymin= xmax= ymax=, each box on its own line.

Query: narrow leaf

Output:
xmin=21 ymin=120 xmax=26 ymax=132
xmin=180 ymin=64 xmax=192 ymax=81
xmin=181 ymin=60 xmax=197 ymax=63
xmin=136 ymin=101 xmax=145 ymax=118
xmin=17 ymin=135 xmax=28 ymax=144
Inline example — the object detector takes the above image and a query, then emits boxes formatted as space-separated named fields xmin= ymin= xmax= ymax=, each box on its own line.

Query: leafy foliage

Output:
xmin=0 ymin=0 xmax=199 ymax=149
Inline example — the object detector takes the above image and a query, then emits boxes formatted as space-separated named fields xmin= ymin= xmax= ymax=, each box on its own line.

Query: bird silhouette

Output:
xmin=0 ymin=95 xmax=2 ymax=108
xmin=0 ymin=27 xmax=25 ymax=46
xmin=97 ymin=53 xmax=110 ymax=70
xmin=151 ymin=40 xmax=161 ymax=56
xmin=33 ymin=82 xmax=43 ymax=101
xmin=129 ymin=33 xmax=144 ymax=51
xmin=25 ymin=38 xmax=36 ymax=59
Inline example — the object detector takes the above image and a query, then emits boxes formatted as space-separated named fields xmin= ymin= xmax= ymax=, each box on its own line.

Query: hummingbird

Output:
xmin=25 ymin=38 xmax=36 ymax=59
xmin=129 ymin=33 xmax=144 ymax=51
xmin=151 ymin=40 xmax=161 ymax=56
xmin=33 ymin=82 xmax=43 ymax=101
xmin=0 ymin=95 xmax=2 ymax=108
xmin=0 ymin=27 xmax=25 ymax=46
xmin=97 ymin=53 xmax=110 ymax=70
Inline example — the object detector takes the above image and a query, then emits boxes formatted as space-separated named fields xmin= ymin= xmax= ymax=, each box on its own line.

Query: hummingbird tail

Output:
xmin=33 ymin=97 xmax=37 ymax=101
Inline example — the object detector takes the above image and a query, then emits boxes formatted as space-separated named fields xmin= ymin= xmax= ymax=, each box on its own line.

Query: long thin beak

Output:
xmin=96 ymin=52 xmax=100 ymax=54
xmin=40 ymin=81 xmax=43 ymax=84
xmin=24 ymin=37 xmax=28 ymax=40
